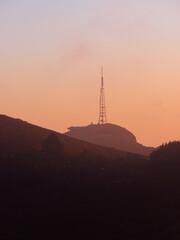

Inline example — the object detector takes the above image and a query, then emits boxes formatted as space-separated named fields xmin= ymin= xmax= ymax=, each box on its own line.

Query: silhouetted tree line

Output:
xmin=150 ymin=141 xmax=180 ymax=163
xmin=148 ymin=141 xmax=180 ymax=183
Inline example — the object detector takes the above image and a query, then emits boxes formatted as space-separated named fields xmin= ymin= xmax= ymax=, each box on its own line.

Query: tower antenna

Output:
xmin=98 ymin=67 xmax=107 ymax=124
xmin=101 ymin=67 xmax=103 ymax=87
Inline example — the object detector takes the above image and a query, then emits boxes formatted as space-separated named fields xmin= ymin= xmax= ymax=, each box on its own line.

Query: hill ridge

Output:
xmin=0 ymin=114 xmax=144 ymax=159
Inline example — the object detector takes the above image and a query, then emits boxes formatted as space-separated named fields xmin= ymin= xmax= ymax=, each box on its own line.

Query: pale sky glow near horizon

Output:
xmin=1 ymin=0 xmax=180 ymax=147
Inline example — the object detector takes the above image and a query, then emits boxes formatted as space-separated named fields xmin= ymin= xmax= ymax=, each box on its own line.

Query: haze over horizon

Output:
xmin=1 ymin=0 xmax=180 ymax=147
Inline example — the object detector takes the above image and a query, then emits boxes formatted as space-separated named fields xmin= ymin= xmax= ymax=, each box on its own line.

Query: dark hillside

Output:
xmin=1 ymin=115 xmax=180 ymax=240
xmin=1 ymin=141 xmax=180 ymax=240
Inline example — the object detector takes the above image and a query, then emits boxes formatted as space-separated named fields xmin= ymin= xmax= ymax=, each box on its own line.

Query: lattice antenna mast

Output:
xmin=98 ymin=67 xmax=107 ymax=124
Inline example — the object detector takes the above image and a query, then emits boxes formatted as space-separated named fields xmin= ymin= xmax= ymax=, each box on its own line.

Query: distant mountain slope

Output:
xmin=0 ymin=115 xmax=143 ymax=159
xmin=65 ymin=123 xmax=154 ymax=156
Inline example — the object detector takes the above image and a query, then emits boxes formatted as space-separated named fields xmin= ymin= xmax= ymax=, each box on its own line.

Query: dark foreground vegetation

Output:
xmin=1 ymin=136 xmax=180 ymax=240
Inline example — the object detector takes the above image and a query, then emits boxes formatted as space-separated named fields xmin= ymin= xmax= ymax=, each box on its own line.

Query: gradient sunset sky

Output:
xmin=1 ymin=0 xmax=180 ymax=147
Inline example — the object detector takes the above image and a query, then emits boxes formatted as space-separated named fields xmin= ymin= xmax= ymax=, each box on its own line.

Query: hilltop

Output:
xmin=65 ymin=123 xmax=154 ymax=156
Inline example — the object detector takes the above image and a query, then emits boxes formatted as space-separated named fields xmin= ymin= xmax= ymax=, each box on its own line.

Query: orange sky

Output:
xmin=1 ymin=0 xmax=180 ymax=147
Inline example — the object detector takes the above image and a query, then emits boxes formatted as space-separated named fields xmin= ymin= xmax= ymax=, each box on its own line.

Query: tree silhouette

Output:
xmin=42 ymin=133 xmax=63 ymax=157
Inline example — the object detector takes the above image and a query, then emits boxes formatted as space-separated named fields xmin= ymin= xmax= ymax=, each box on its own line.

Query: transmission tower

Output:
xmin=98 ymin=67 xmax=107 ymax=124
